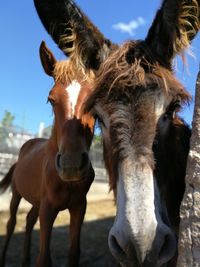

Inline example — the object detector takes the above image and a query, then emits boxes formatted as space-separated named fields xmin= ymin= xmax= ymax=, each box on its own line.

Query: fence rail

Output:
xmin=0 ymin=152 xmax=107 ymax=182
xmin=0 ymin=153 xmax=17 ymax=175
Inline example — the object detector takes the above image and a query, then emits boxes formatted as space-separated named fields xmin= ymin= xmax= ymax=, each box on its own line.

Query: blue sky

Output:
xmin=0 ymin=0 xmax=199 ymax=134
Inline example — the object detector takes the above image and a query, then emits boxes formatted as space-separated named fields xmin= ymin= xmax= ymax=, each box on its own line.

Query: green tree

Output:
xmin=0 ymin=110 xmax=15 ymax=147
xmin=1 ymin=110 xmax=15 ymax=127
xmin=92 ymin=134 xmax=102 ymax=149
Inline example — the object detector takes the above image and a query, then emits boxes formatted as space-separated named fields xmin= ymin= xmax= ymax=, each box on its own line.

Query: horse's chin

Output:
xmin=58 ymin=173 xmax=85 ymax=183
xmin=58 ymin=165 xmax=94 ymax=183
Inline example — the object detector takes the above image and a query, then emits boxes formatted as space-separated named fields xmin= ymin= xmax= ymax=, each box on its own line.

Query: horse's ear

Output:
xmin=34 ymin=0 xmax=112 ymax=71
xmin=145 ymin=0 xmax=200 ymax=69
xmin=39 ymin=41 xmax=57 ymax=77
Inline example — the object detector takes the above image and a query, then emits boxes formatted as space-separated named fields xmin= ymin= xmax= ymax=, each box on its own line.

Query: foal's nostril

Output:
xmin=55 ymin=153 xmax=61 ymax=171
xmin=80 ymin=152 xmax=89 ymax=170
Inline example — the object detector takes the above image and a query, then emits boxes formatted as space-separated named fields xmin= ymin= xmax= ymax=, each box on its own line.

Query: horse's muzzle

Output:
xmin=55 ymin=151 xmax=90 ymax=182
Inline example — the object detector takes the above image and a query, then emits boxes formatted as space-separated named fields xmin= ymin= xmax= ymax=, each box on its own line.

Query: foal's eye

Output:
xmin=47 ymin=97 xmax=56 ymax=106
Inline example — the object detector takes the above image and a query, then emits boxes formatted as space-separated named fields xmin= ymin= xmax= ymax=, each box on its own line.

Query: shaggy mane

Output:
xmin=86 ymin=41 xmax=191 ymax=108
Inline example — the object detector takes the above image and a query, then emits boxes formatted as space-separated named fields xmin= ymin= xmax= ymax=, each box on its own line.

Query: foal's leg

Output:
xmin=68 ymin=198 xmax=86 ymax=267
xmin=21 ymin=206 xmax=38 ymax=267
xmin=0 ymin=188 xmax=21 ymax=267
xmin=35 ymin=200 xmax=58 ymax=267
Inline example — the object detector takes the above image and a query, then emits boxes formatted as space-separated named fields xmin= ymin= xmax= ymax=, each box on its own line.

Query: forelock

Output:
xmin=53 ymin=59 xmax=95 ymax=84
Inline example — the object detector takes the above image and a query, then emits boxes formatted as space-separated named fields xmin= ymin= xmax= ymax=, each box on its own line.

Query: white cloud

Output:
xmin=112 ymin=17 xmax=145 ymax=36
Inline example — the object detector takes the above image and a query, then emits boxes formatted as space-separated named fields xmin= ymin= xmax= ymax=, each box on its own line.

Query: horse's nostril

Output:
xmin=55 ymin=153 xmax=61 ymax=171
xmin=157 ymin=231 xmax=177 ymax=266
xmin=80 ymin=152 xmax=89 ymax=170
xmin=109 ymin=235 xmax=126 ymax=258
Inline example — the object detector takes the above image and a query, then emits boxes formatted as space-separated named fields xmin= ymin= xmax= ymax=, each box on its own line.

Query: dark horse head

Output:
xmin=34 ymin=0 xmax=199 ymax=266
xmin=84 ymin=1 xmax=199 ymax=266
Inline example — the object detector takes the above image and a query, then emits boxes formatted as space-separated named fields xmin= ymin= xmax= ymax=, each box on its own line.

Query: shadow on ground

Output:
xmin=0 ymin=216 xmax=119 ymax=267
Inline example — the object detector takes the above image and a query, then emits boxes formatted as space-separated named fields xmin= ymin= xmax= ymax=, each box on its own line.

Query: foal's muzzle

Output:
xmin=55 ymin=151 xmax=90 ymax=182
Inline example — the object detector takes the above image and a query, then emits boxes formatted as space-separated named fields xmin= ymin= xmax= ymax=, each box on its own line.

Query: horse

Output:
xmin=0 ymin=41 xmax=96 ymax=267
xmin=33 ymin=0 xmax=199 ymax=266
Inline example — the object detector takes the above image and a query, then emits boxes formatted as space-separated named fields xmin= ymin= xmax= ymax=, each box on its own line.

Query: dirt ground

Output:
xmin=0 ymin=184 xmax=119 ymax=267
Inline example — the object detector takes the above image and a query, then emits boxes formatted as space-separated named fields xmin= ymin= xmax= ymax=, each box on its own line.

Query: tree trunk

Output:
xmin=177 ymin=69 xmax=200 ymax=267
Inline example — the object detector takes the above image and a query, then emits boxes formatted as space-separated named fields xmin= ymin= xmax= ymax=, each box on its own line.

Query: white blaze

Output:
xmin=65 ymin=80 xmax=81 ymax=116
xmin=111 ymin=160 xmax=158 ymax=262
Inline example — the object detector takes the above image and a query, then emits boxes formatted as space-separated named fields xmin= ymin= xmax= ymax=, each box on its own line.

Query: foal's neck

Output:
xmin=47 ymin=122 xmax=59 ymax=151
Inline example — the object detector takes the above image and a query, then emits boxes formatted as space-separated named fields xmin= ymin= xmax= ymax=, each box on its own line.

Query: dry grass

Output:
xmin=0 ymin=199 xmax=118 ymax=267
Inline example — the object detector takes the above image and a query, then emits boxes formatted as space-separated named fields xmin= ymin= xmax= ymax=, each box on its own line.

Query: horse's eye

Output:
xmin=173 ymin=99 xmax=181 ymax=110
xmin=47 ymin=97 xmax=56 ymax=106
xmin=164 ymin=99 xmax=181 ymax=120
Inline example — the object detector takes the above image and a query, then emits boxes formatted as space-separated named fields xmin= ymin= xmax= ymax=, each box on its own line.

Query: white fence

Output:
xmin=0 ymin=153 xmax=17 ymax=175
xmin=0 ymin=152 xmax=107 ymax=182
